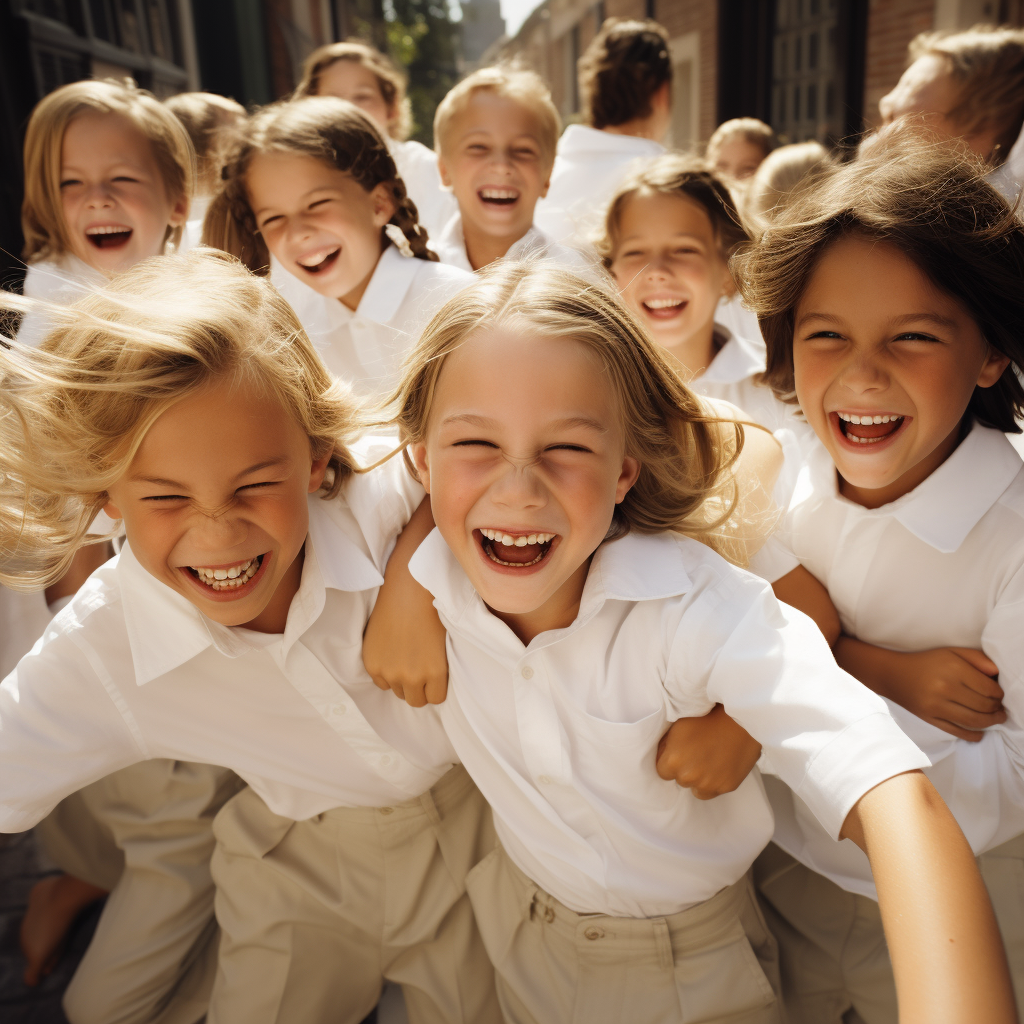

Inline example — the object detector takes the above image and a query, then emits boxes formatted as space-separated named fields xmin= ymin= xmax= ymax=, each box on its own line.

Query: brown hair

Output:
xmin=384 ymin=259 xmax=758 ymax=562
xmin=908 ymin=25 xmax=1024 ymax=165
xmin=164 ymin=91 xmax=246 ymax=195
xmin=294 ymin=39 xmax=412 ymax=141
xmin=0 ymin=249 xmax=359 ymax=589
xmin=706 ymin=118 xmax=778 ymax=160
xmin=202 ymin=97 xmax=436 ymax=274
xmin=597 ymin=154 xmax=748 ymax=268
xmin=734 ymin=129 xmax=1024 ymax=432
xmin=21 ymin=78 xmax=195 ymax=262
xmin=578 ymin=18 xmax=672 ymax=130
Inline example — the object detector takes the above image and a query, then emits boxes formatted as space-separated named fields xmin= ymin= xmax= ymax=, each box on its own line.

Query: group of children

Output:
xmin=3 ymin=13 xmax=1024 ymax=1024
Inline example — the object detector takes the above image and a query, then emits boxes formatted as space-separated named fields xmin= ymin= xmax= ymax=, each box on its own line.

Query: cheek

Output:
xmin=792 ymin=347 xmax=831 ymax=411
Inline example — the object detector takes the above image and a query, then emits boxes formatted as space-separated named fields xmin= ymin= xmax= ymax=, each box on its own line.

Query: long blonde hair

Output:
xmin=385 ymin=260 xmax=748 ymax=559
xmin=22 ymin=79 xmax=196 ymax=262
xmin=0 ymin=249 xmax=359 ymax=590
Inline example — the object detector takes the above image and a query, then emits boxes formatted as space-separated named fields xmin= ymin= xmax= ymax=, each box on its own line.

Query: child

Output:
xmin=432 ymin=66 xmax=586 ymax=272
xmin=706 ymin=118 xmax=777 ymax=184
xmin=164 ymin=91 xmax=246 ymax=253
xmin=743 ymin=141 xmax=833 ymax=233
xmin=0 ymin=249 xmax=499 ymax=1024
xmin=535 ymin=18 xmax=671 ymax=246
xmin=294 ymin=39 xmax=457 ymax=240
xmin=204 ymin=96 xmax=472 ymax=401
xmin=600 ymin=154 xmax=791 ymax=429
xmin=666 ymin=133 xmax=1024 ymax=1023
xmin=381 ymin=259 xmax=1015 ymax=1024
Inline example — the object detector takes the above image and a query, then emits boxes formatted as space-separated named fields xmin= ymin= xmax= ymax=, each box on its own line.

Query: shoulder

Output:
xmin=409 ymin=258 xmax=474 ymax=304
xmin=335 ymin=434 xmax=424 ymax=536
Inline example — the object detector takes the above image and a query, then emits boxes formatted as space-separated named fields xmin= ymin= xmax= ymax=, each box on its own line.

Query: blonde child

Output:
xmin=432 ymin=66 xmax=586 ymax=272
xmin=535 ymin=18 xmax=671 ymax=246
xmin=294 ymin=39 xmax=457 ymax=240
xmin=0 ymin=249 xmax=499 ymax=1024
xmin=660 ymin=133 xmax=1024 ymax=1023
xmin=706 ymin=117 xmax=777 ymax=184
xmin=600 ymin=154 xmax=791 ymax=429
xmin=743 ymin=141 xmax=833 ymax=233
xmin=164 ymin=91 xmax=246 ymax=252
xmin=204 ymin=96 xmax=472 ymax=401
xmin=373 ymin=258 xmax=1015 ymax=1024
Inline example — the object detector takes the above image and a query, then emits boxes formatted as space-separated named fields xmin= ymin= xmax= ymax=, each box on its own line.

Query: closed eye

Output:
xmin=452 ymin=439 xmax=499 ymax=448
xmin=308 ymin=198 xmax=332 ymax=210
xmin=143 ymin=494 xmax=188 ymax=502
xmin=546 ymin=444 xmax=592 ymax=453
xmin=894 ymin=332 xmax=939 ymax=342
xmin=59 ymin=178 xmax=82 ymax=188
xmin=112 ymin=175 xmax=140 ymax=183
xmin=237 ymin=480 xmax=281 ymax=491
xmin=806 ymin=330 xmax=844 ymax=340
xmin=259 ymin=214 xmax=283 ymax=229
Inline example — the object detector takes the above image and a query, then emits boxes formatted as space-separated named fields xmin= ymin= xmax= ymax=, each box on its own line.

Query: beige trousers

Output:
xmin=36 ymin=759 xmax=244 ymax=1024
xmin=207 ymin=765 xmax=501 ymax=1024
xmin=465 ymin=843 xmax=783 ymax=1024
xmin=754 ymin=835 xmax=1024 ymax=1024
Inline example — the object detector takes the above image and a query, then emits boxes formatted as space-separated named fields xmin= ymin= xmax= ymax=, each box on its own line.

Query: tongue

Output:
xmin=846 ymin=419 xmax=901 ymax=440
xmin=91 ymin=231 xmax=131 ymax=249
xmin=492 ymin=539 xmax=542 ymax=563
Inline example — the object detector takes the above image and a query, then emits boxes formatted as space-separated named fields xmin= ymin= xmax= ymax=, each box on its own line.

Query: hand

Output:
xmin=655 ymin=704 xmax=763 ymax=799
xmin=837 ymin=641 xmax=1004 ymax=742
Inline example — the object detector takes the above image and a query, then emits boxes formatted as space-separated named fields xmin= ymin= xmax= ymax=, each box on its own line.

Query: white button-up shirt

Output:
xmin=389 ymin=138 xmax=458 ymax=242
xmin=271 ymin=244 xmax=472 ymax=400
xmin=0 ymin=439 xmax=458 ymax=832
xmin=534 ymin=124 xmax=665 ymax=246
xmin=409 ymin=527 xmax=927 ymax=918
xmin=18 ymin=253 xmax=106 ymax=348
xmin=751 ymin=423 xmax=1024 ymax=898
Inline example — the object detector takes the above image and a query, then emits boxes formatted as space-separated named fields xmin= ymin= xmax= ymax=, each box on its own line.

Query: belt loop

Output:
xmin=654 ymin=918 xmax=673 ymax=971
xmin=418 ymin=787 xmax=442 ymax=828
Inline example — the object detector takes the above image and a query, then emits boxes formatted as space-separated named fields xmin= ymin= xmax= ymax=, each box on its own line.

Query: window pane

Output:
xmin=808 ymin=82 xmax=817 ymax=119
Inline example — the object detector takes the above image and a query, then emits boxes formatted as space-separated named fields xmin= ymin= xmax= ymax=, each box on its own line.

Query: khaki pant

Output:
xmin=36 ymin=759 xmax=244 ymax=1024
xmin=207 ymin=765 xmax=501 ymax=1024
xmin=465 ymin=844 xmax=783 ymax=1024
xmin=754 ymin=835 xmax=1024 ymax=1024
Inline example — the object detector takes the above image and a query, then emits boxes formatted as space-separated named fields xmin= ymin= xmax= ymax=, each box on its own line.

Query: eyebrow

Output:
xmin=796 ymin=310 xmax=960 ymax=330
xmin=440 ymin=413 xmax=607 ymax=433
xmin=130 ymin=458 xmax=291 ymax=489
xmin=617 ymin=232 xmax=707 ymax=245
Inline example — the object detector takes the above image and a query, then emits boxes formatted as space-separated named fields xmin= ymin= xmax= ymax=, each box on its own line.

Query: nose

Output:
xmin=838 ymin=350 xmax=889 ymax=394
xmin=188 ymin=506 xmax=250 ymax=557
xmin=486 ymin=150 xmax=514 ymax=176
xmin=491 ymin=456 xmax=548 ymax=511
xmin=643 ymin=252 xmax=672 ymax=280
xmin=84 ymin=183 xmax=115 ymax=209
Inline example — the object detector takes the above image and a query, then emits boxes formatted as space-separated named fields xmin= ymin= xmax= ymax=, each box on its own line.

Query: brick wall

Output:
xmin=656 ymin=0 xmax=717 ymax=142
xmin=862 ymin=0 xmax=934 ymax=129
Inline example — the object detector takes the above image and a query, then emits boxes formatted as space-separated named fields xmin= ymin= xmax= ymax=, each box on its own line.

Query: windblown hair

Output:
xmin=706 ymin=118 xmax=778 ymax=162
xmin=908 ymin=24 xmax=1024 ymax=165
xmin=744 ymin=141 xmax=834 ymax=231
xmin=22 ymin=78 xmax=195 ymax=262
xmin=597 ymin=154 xmax=748 ymax=268
xmin=0 ymin=249 xmax=359 ymax=590
xmin=203 ymin=97 xmax=436 ymax=273
xmin=578 ymin=18 xmax=672 ymax=130
xmin=433 ymin=65 xmax=560 ymax=166
xmin=733 ymin=129 xmax=1024 ymax=431
xmin=294 ymin=39 xmax=413 ymax=141
xmin=164 ymin=91 xmax=246 ymax=195
xmin=384 ymin=260 xmax=752 ymax=561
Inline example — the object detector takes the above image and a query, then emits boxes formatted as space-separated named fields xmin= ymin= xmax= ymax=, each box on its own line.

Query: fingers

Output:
xmin=957 ymin=669 xmax=1004 ymax=703
xmin=927 ymin=716 xmax=986 ymax=742
xmin=423 ymin=673 xmax=449 ymax=705
xmin=945 ymin=702 xmax=1007 ymax=730
xmin=949 ymin=647 xmax=1000 ymax=678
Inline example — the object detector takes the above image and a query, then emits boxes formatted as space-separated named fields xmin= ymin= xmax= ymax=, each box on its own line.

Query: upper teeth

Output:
xmin=646 ymin=298 xmax=683 ymax=309
xmin=85 ymin=226 xmax=130 ymax=235
xmin=297 ymin=247 xmax=338 ymax=267
xmin=838 ymin=413 xmax=901 ymax=425
xmin=480 ymin=189 xmax=517 ymax=199
xmin=189 ymin=557 xmax=259 ymax=588
xmin=480 ymin=528 xmax=554 ymax=546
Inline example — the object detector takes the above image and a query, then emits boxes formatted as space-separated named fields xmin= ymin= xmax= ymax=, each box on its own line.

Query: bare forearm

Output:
xmin=834 ymin=635 xmax=895 ymax=698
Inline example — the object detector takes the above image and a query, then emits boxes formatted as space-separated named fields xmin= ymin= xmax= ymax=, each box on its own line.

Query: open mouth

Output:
xmin=833 ymin=411 xmax=908 ymax=447
xmin=478 ymin=188 xmax=519 ymax=207
xmin=180 ymin=553 xmax=268 ymax=598
xmin=296 ymin=246 xmax=340 ymax=275
xmin=476 ymin=528 xmax=556 ymax=569
xmin=641 ymin=297 xmax=686 ymax=320
xmin=85 ymin=225 xmax=132 ymax=249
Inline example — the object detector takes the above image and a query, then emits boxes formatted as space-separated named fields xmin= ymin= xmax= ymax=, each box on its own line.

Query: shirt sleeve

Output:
xmin=0 ymin=627 xmax=146 ymax=832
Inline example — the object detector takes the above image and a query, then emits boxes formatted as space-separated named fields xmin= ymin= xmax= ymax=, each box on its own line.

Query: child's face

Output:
xmin=793 ymin=234 xmax=1010 ymax=500
xmin=247 ymin=152 xmax=395 ymax=308
xmin=438 ymin=91 xmax=552 ymax=243
xmin=316 ymin=61 xmax=394 ymax=135
xmin=104 ymin=376 xmax=330 ymax=633
xmin=60 ymin=111 xmax=187 ymax=274
xmin=411 ymin=327 xmax=639 ymax=633
xmin=711 ymin=137 xmax=765 ymax=181
xmin=609 ymin=192 xmax=733 ymax=356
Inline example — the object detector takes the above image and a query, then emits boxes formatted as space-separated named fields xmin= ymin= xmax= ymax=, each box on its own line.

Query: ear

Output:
xmin=720 ymin=268 xmax=738 ymax=300
xmin=168 ymin=192 xmax=189 ymax=228
xmin=308 ymin=452 xmax=333 ymax=493
xmin=102 ymin=499 xmax=122 ymax=521
xmin=539 ymin=164 xmax=553 ymax=199
xmin=369 ymin=182 xmax=397 ymax=228
xmin=409 ymin=442 xmax=431 ymax=494
xmin=615 ymin=456 xmax=642 ymax=504
xmin=976 ymin=345 xmax=1012 ymax=389
xmin=437 ymin=156 xmax=453 ymax=191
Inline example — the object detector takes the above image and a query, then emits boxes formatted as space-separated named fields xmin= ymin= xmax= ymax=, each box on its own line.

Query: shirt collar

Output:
xmin=701 ymin=324 xmax=766 ymax=385
xmin=120 ymin=493 xmax=384 ymax=685
xmin=434 ymin=214 xmax=548 ymax=270
xmin=808 ymin=422 xmax=1023 ymax=553
xmin=355 ymin=243 xmax=420 ymax=324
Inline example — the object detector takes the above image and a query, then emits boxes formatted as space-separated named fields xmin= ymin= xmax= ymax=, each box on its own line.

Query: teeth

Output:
xmin=837 ymin=412 xmax=902 ymax=425
xmin=480 ymin=529 xmax=554 ymax=544
xmin=645 ymin=298 xmax=684 ymax=309
xmin=85 ymin=225 xmax=131 ymax=235
xmin=188 ymin=557 xmax=260 ymax=591
xmin=480 ymin=188 xmax=518 ymax=200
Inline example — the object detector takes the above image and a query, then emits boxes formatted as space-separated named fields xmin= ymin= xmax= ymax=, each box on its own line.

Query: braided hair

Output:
xmin=202 ymin=96 xmax=437 ymax=274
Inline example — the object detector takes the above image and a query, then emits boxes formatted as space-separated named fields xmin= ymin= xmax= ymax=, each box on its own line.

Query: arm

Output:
xmin=841 ymin=771 xmax=1017 ymax=1024
xmin=362 ymin=497 xmax=449 ymax=708
xmin=771 ymin=565 xmax=841 ymax=648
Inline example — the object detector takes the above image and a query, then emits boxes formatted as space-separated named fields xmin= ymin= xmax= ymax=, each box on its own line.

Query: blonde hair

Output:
xmin=744 ymin=141 xmax=833 ymax=230
xmin=164 ymin=91 xmax=246 ymax=194
xmin=385 ymin=260 xmax=748 ymax=560
xmin=203 ymin=97 xmax=437 ymax=273
xmin=294 ymin=39 xmax=413 ymax=141
xmin=706 ymin=118 xmax=778 ymax=161
xmin=0 ymin=249 xmax=359 ymax=590
xmin=908 ymin=25 xmax=1024 ymax=164
xmin=433 ymin=66 xmax=561 ymax=167
xmin=22 ymin=79 xmax=196 ymax=262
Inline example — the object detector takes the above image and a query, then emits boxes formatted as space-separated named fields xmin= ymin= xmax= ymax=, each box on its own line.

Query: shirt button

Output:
xmin=330 ymin=703 xmax=347 ymax=716
xmin=521 ymin=666 xmax=534 ymax=679
xmin=380 ymin=754 xmax=393 ymax=767
xmin=584 ymin=926 xmax=603 ymax=941
xmin=538 ymin=775 xmax=552 ymax=786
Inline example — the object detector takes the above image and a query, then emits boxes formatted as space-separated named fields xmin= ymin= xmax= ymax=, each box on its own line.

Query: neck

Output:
xmin=461 ymin=218 xmax=530 ymax=271
xmin=242 ymin=546 xmax=304 ymax=634
xmin=658 ymin=319 xmax=718 ymax=380
xmin=490 ymin=558 xmax=590 ymax=645
xmin=339 ymin=241 xmax=386 ymax=311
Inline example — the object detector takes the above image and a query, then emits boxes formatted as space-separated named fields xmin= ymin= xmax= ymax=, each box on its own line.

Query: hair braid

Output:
xmin=388 ymin=178 xmax=437 ymax=261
